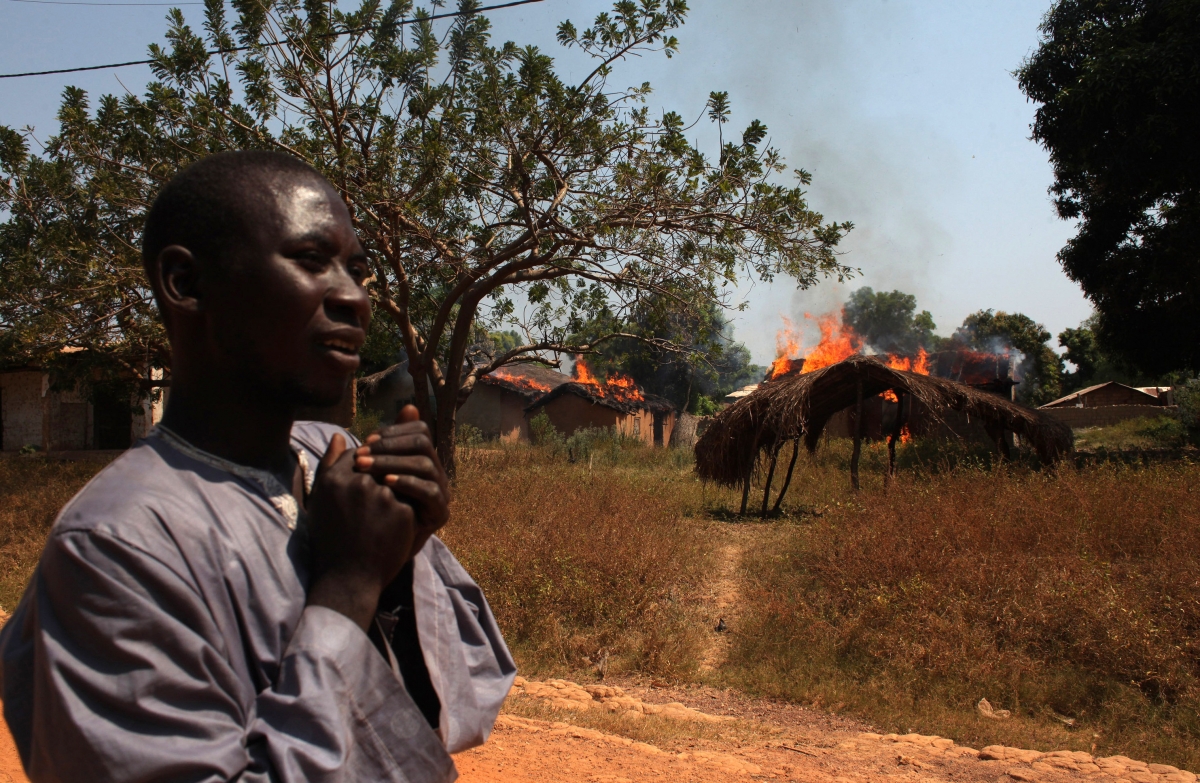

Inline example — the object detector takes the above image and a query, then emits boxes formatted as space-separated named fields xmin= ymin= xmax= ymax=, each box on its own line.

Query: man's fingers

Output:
xmin=354 ymin=454 xmax=438 ymax=479
xmin=396 ymin=403 xmax=420 ymax=425
xmin=320 ymin=433 xmax=347 ymax=471
xmin=360 ymin=433 xmax=437 ymax=459
xmin=382 ymin=475 xmax=447 ymax=521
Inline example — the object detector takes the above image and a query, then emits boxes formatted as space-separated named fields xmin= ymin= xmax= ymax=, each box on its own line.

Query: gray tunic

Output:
xmin=0 ymin=421 xmax=515 ymax=783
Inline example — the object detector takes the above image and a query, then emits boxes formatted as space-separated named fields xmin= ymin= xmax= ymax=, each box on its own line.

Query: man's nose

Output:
xmin=325 ymin=265 xmax=371 ymax=328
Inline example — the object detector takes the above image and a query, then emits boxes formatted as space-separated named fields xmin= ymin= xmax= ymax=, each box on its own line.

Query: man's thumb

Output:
xmin=396 ymin=404 xmax=420 ymax=425
xmin=320 ymin=433 xmax=347 ymax=471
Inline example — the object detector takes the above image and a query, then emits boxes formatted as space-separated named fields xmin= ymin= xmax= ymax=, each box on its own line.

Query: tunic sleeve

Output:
xmin=411 ymin=536 xmax=517 ymax=754
xmin=0 ymin=529 xmax=456 ymax=783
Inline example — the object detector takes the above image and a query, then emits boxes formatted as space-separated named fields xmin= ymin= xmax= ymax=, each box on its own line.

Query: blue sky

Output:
xmin=0 ymin=0 xmax=1093 ymax=365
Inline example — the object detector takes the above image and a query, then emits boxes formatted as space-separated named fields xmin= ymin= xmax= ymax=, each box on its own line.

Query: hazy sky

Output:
xmin=0 ymin=0 xmax=1093 ymax=365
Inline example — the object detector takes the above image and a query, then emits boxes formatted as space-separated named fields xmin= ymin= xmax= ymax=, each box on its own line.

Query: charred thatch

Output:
xmin=695 ymin=355 xmax=1074 ymax=489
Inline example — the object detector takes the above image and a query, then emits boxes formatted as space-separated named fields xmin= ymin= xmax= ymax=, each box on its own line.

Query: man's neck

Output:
xmin=161 ymin=377 xmax=298 ymax=477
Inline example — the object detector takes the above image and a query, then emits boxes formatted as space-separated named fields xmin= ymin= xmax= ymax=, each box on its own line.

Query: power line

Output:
xmin=8 ymin=0 xmax=204 ymax=6
xmin=0 ymin=0 xmax=545 ymax=78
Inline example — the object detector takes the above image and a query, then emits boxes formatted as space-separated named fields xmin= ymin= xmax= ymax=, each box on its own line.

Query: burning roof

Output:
xmin=526 ymin=382 xmax=675 ymax=415
xmin=523 ymin=359 xmax=673 ymax=414
xmin=764 ymin=311 xmax=1017 ymax=398
xmin=479 ymin=364 xmax=572 ymax=401
xmin=695 ymin=354 xmax=1073 ymax=488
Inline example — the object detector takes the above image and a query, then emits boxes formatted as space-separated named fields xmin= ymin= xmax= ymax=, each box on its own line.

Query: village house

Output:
xmin=1038 ymin=381 xmax=1176 ymax=428
xmin=456 ymin=364 xmax=572 ymax=442
xmin=524 ymin=381 xmax=677 ymax=447
xmin=0 ymin=367 xmax=165 ymax=453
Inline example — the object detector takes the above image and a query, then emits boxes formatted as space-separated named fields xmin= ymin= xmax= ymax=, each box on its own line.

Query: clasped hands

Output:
xmin=305 ymin=404 xmax=450 ymax=631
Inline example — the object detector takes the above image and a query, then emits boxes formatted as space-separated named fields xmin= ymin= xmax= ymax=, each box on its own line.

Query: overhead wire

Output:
xmin=0 ymin=0 xmax=545 ymax=78
xmin=8 ymin=0 xmax=205 ymax=6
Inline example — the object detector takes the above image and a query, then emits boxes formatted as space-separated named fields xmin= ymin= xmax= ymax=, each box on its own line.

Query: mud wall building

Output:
xmin=525 ymin=383 xmax=677 ymax=447
xmin=0 ymin=369 xmax=165 ymax=453
xmin=456 ymin=365 xmax=572 ymax=442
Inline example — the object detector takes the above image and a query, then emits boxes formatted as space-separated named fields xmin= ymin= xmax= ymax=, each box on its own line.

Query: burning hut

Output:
xmin=456 ymin=364 xmax=571 ymax=442
xmin=695 ymin=355 xmax=1073 ymax=514
xmin=524 ymin=360 xmax=677 ymax=446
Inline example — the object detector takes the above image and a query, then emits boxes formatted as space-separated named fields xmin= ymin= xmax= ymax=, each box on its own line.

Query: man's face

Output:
xmin=206 ymin=174 xmax=372 ymax=408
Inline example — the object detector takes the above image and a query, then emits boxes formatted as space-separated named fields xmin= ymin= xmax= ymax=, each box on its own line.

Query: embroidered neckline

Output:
xmin=153 ymin=425 xmax=313 ymax=529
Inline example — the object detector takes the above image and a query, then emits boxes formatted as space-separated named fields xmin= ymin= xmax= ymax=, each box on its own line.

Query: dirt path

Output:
xmin=458 ymin=679 xmax=1196 ymax=783
xmin=697 ymin=523 xmax=755 ymax=673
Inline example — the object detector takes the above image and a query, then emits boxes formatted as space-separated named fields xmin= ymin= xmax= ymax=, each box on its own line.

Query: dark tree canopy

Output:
xmin=1017 ymin=0 xmax=1200 ymax=375
xmin=841 ymin=287 xmax=936 ymax=354
xmin=584 ymin=297 xmax=761 ymax=414
xmin=957 ymin=310 xmax=1062 ymax=405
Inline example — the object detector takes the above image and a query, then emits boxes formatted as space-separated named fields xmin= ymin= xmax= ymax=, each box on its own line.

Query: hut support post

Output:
xmin=739 ymin=475 xmax=751 ymax=516
xmin=771 ymin=438 xmax=802 ymax=515
xmin=760 ymin=442 xmax=781 ymax=518
xmin=851 ymin=379 xmax=863 ymax=491
xmin=887 ymin=391 xmax=905 ymax=481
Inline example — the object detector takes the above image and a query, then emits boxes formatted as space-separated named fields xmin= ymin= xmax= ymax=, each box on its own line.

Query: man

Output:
xmin=0 ymin=151 xmax=515 ymax=782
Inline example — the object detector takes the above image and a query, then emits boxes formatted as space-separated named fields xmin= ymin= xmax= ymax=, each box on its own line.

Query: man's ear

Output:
xmin=154 ymin=245 xmax=204 ymax=317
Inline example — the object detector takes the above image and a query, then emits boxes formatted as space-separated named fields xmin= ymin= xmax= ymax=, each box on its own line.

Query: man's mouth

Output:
xmin=319 ymin=338 xmax=360 ymax=355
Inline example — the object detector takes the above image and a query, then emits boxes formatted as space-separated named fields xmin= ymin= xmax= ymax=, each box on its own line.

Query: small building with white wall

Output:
xmin=0 ymin=368 xmax=165 ymax=453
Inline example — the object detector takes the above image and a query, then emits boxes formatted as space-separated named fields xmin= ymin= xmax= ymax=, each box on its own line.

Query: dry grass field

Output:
xmin=728 ymin=453 xmax=1200 ymax=770
xmin=1 ymin=432 xmax=1198 ymax=770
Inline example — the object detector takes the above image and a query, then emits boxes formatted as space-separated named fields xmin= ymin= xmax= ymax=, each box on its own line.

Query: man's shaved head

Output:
xmin=142 ymin=151 xmax=328 ymax=285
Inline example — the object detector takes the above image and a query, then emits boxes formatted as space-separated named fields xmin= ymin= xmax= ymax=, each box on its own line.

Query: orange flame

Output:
xmin=883 ymin=346 xmax=930 ymax=376
xmin=491 ymin=368 xmax=553 ymax=394
xmin=767 ymin=313 xmax=861 ymax=379
xmin=572 ymin=358 xmax=645 ymax=402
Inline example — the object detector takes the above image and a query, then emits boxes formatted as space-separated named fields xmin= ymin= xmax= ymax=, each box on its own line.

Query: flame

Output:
xmin=572 ymin=358 xmax=645 ymax=402
xmin=491 ymin=367 xmax=553 ymax=394
xmin=768 ymin=318 xmax=805 ymax=378
xmin=767 ymin=313 xmax=861 ymax=379
xmin=883 ymin=346 xmax=930 ymax=376
xmin=882 ymin=389 xmax=899 ymax=403
xmin=900 ymin=424 xmax=912 ymax=444
xmin=799 ymin=312 xmax=861 ymax=373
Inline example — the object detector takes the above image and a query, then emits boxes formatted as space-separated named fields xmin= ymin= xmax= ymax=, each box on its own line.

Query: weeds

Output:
xmin=1073 ymin=415 xmax=1196 ymax=451
xmin=728 ymin=460 xmax=1200 ymax=768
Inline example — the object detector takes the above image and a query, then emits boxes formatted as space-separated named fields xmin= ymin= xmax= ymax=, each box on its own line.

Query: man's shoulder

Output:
xmin=53 ymin=438 xmax=184 ymax=534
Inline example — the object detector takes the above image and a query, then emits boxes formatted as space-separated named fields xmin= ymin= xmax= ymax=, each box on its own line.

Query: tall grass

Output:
xmin=729 ymin=459 xmax=1200 ymax=767
xmin=0 ymin=457 xmax=111 ymax=611
xmin=445 ymin=441 xmax=715 ymax=677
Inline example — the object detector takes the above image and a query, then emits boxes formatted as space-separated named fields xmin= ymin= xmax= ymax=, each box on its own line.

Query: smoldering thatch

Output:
xmin=695 ymin=355 xmax=1074 ymax=487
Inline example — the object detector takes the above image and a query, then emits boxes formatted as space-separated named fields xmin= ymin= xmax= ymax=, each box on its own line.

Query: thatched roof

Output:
xmin=526 ymin=382 xmax=676 ymax=415
xmin=479 ymin=364 xmax=572 ymax=402
xmin=695 ymin=354 xmax=1074 ymax=487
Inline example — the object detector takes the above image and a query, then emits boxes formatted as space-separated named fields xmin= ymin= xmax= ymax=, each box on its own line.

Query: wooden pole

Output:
xmin=740 ymin=474 xmax=751 ymax=516
xmin=887 ymin=390 xmax=904 ymax=481
xmin=771 ymin=437 xmax=802 ymax=515
xmin=760 ymin=442 xmax=780 ymax=518
xmin=851 ymin=378 xmax=863 ymax=491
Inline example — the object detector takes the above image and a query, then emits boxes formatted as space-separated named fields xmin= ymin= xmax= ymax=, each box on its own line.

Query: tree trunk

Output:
xmin=851 ymin=378 xmax=863 ymax=491
xmin=739 ymin=474 xmax=751 ymax=516
xmin=771 ymin=438 xmax=801 ymax=515
xmin=434 ymin=385 xmax=458 ymax=479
